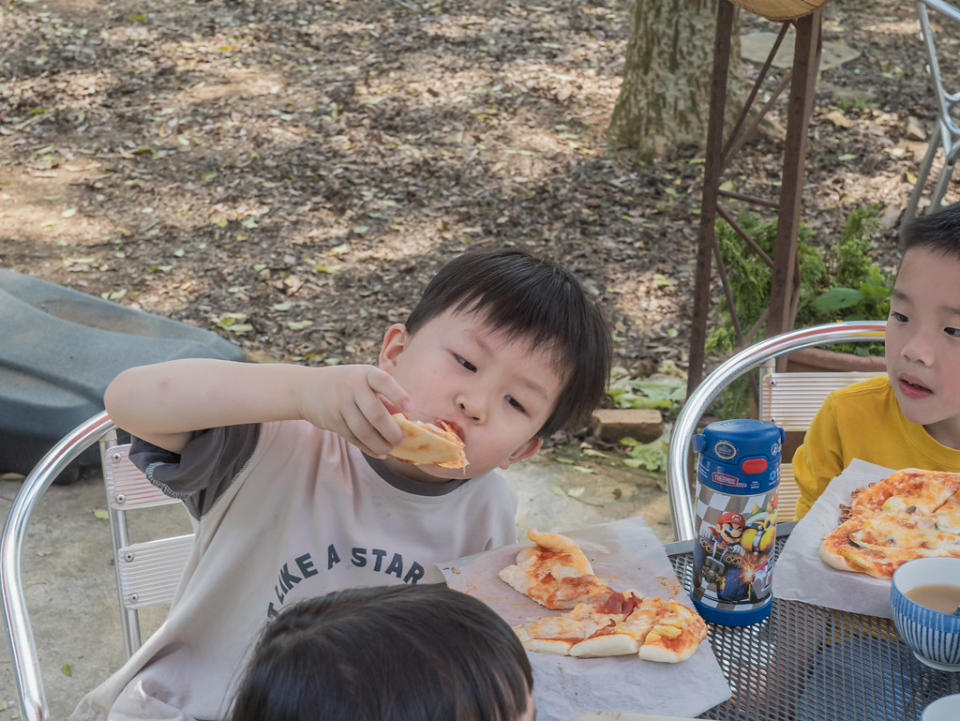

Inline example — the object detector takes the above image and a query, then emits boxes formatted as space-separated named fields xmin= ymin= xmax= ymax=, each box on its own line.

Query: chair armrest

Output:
xmin=666 ymin=321 xmax=886 ymax=541
xmin=0 ymin=412 xmax=115 ymax=721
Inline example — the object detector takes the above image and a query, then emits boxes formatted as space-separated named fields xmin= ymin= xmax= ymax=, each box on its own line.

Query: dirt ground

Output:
xmin=0 ymin=0 xmax=957 ymax=434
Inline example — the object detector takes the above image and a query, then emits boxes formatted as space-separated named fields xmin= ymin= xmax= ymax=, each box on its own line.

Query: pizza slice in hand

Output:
xmin=388 ymin=414 xmax=467 ymax=469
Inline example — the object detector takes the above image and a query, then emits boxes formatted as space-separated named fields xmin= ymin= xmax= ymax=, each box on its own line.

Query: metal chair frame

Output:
xmin=1 ymin=412 xmax=194 ymax=721
xmin=903 ymin=0 xmax=960 ymax=232
xmin=667 ymin=320 xmax=887 ymax=542
xmin=756 ymin=365 xmax=885 ymax=520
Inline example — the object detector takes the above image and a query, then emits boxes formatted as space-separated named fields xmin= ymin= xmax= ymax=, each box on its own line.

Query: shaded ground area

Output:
xmin=3 ymin=0 xmax=955 ymax=384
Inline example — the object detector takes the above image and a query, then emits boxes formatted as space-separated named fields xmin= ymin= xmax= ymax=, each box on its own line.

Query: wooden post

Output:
xmin=688 ymin=0 xmax=736 ymax=398
xmin=767 ymin=10 xmax=822 ymax=345
xmin=687 ymin=6 xmax=823 ymax=389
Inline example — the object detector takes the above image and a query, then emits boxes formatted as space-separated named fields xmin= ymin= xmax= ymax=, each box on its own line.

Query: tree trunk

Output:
xmin=609 ymin=0 xmax=739 ymax=160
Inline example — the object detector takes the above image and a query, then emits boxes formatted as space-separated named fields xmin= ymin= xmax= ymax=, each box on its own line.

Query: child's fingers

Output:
xmin=354 ymin=391 xmax=404 ymax=448
xmin=366 ymin=369 xmax=411 ymax=414
xmin=342 ymin=404 xmax=396 ymax=458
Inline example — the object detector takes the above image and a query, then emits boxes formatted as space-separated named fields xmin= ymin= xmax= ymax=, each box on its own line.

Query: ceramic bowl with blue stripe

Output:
xmin=890 ymin=557 xmax=960 ymax=671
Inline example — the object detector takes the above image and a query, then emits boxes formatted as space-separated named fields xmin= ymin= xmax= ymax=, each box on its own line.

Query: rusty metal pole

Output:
xmin=766 ymin=10 xmax=823 ymax=348
xmin=687 ymin=0 xmax=736 ymax=398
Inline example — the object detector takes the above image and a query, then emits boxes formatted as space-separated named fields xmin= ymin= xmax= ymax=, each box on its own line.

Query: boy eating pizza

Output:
xmin=70 ymin=247 xmax=611 ymax=721
xmin=792 ymin=201 xmax=960 ymax=519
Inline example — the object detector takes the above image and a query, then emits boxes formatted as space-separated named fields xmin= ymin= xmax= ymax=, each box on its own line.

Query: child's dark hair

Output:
xmin=405 ymin=247 xmax=611 ymax=436
xmin=901 ymin=201 xmax=960 ymax=261
xmin=228 ymin=584 xmax=533 ymax=721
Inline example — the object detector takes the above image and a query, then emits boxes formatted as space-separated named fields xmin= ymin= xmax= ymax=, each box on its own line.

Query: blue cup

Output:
xmin=890 ymin=557 xmax=960 ymax=671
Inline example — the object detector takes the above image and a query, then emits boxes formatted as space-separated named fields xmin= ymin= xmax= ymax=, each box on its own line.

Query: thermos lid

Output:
xmin=692 ymin=419 xmax=784 ymax=463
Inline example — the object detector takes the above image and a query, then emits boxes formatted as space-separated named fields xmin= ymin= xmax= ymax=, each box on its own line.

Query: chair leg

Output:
xmin=901 ymin=124 xmax=943 ymax=241
xmin=120 ymin=608 xmax=142 ymax=658
xmin=928 ymin=142 xmax=957 ymax=211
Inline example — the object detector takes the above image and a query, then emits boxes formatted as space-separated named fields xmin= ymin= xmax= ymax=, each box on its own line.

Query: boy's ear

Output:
xmin=500 ymin=437 xmax=543 ymax=470
xmin=379 ymin=323 xmax=408 ymax=371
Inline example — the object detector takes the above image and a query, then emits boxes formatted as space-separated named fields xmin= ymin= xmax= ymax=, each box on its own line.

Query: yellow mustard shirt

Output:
xmin=792 ymin=375 xmax=960 ymax=519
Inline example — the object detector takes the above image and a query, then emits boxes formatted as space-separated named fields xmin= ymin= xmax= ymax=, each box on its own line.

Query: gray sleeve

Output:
xmin=128 ymin=424 xmax=260 ymax=518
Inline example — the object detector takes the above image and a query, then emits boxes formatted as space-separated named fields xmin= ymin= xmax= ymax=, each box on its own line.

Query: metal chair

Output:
xmin=666 ymin=320 xmax=886 ymax=541
xmin=757 ymin=366 xmax=884 ymax=520
xmin=902 ymin=0 xmax=960 ymax=233
xmin=1 ymin=412 xmax=195 ymax=721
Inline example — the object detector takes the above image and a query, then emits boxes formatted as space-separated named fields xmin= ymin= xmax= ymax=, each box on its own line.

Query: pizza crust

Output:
xmin=638 ymin=643 xmax=691 ymax=664
xmin=523 ymin=638 xmax=574 ymax=655
xmin=570 ymin=634 xmax=639 ymax=658
xmin=818 ymin=540 xmax=859 ymax=572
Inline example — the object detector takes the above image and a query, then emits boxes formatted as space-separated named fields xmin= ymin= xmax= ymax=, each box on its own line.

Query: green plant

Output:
xmin=606 ymin=371 xmax=687 ymax=412
xmin=708 ymin=203 xmax=890 ymax=356
xmin=706 ymin=204 xmax=891 ymax=416
xmin=619 ymin=434 xmax=668 ymax=474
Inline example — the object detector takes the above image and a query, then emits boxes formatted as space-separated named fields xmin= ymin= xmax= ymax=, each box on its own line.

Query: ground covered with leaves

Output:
xmin=1 ymin=0 xmax=956 ymax=449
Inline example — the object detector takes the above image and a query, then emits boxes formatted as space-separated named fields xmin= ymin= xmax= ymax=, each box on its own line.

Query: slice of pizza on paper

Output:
xmin=498 ymin=529 xmax=613 ymax=609
xmin=637 ymin=599 xmax=708 ymax=664
xmin=819 ymin=468 xmax=960 ymax=578
xmin=502 ymin=529 xmax=708 ymax=663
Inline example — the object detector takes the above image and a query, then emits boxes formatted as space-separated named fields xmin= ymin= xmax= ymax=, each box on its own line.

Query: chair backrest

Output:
xmin=0 ymin=412 xmax=194 ymax=721
xmin=666 ymin=320 xmax=886 ymax=542
xmin=757 ymin=367 xmax=885 ymax=521
xmin=101 ymin=433 xmax=195 ymax=656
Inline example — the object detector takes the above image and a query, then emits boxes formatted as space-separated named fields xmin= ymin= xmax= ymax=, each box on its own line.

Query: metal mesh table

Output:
xmin=667 ymin=535 xmax=960 ymax=721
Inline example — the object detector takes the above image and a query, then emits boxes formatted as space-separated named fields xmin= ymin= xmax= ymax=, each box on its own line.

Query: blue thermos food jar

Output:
xmin=690 ymin=419 xmax=785 ymax=626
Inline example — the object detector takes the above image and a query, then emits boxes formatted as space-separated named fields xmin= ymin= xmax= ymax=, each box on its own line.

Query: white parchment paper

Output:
xmin=776 ymin=458 xmax=897 ymax=618
xmin=437 ymin=517 xmax=731 ymax=721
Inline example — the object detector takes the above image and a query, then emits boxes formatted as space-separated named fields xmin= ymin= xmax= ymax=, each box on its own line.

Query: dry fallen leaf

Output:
xmin=824 ymin=110 xmax=854 ymax=129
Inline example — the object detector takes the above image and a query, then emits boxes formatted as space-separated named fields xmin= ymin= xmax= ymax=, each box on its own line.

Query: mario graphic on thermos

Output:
xmin=691 ymin=419 xmax=784 ymax=626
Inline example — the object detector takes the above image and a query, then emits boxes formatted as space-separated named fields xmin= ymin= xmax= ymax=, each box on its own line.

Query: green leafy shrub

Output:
xmin=708 ymin=203 xmax=891 ymax=357
xmin=607 ymin=372 xmax=687 ymax=412
xmin=706 ymin=204 xmax=891 ymax=418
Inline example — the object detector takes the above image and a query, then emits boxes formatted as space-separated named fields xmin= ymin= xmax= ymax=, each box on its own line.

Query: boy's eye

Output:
xmin=890 ymin=311 xmax=908 ymax=323
xmin=455 ymin=355 xmax=477 ymax=372
xmin=506 ymin=395 xmax=526 ymax=413
xmin=946 ymin=327 xmax=960 ymax=338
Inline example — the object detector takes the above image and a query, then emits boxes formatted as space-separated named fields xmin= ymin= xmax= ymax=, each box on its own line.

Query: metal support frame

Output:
xmin=101 ymin=431 xmax=143 ymax=657
xmin=688 ymin=3 xmax=824 ymax=394
xmin=901 ymin=0 xmax=960 ymax=235
xmin=1 ymin=412 xmax=115 ymax=721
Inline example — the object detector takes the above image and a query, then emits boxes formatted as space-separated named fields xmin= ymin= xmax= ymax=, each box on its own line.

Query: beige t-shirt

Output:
xmin=70 ymin=420 xmax=517 ymax=721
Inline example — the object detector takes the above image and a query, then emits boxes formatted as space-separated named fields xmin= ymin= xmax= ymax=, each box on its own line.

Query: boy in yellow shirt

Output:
xmin=793 ymin=201 xmax=960 ymax=518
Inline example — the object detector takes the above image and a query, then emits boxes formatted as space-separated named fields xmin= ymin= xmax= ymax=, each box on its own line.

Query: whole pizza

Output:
xmin=819 ymin=469 xmax=960 ymax=579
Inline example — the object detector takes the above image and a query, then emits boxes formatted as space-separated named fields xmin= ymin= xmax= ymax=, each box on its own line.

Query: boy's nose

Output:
xmin=901 ymin=331 xmax=935 ymax=366
xmin=457 ymin=397 xmax=485 ymax=423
